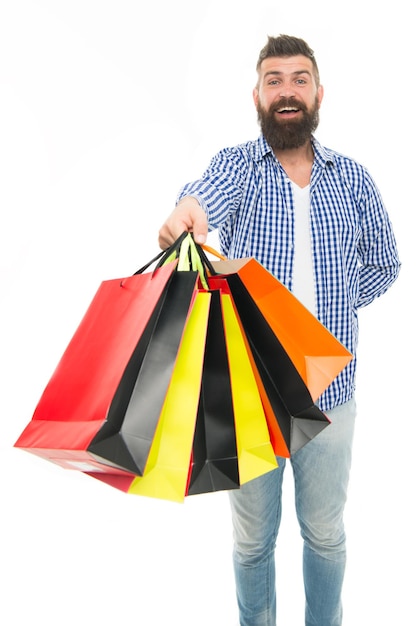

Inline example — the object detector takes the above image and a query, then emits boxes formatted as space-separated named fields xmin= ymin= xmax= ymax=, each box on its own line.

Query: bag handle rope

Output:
xmin=134 ymin=232 xmax=226 ymax=289
xmin=134 ymin=231 xmax=189 ymax=275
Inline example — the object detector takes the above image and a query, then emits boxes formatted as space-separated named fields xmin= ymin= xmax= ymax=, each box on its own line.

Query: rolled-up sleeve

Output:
xmin=176 ymin=147 xmax=247 ymax=228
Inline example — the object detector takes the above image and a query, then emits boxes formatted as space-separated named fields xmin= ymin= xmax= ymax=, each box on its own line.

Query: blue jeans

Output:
xmin=229 ymin=398 xmax=356 ymax=626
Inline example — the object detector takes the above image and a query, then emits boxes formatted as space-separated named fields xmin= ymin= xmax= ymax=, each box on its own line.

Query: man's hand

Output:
xmin=158 ymin=196 xmax=209 ymax=249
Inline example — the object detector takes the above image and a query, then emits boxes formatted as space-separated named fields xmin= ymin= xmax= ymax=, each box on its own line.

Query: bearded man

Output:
xmin=158 ymin=35 xmax=400 ymax=626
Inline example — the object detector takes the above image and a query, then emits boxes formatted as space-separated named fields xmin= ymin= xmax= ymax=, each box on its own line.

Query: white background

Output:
xmin=0 ymin=1 xmax=414 ymax=625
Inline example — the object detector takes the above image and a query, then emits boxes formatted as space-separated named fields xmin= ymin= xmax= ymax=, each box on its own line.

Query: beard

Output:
xmin=257 ymin=96 xmax=320 ymax=151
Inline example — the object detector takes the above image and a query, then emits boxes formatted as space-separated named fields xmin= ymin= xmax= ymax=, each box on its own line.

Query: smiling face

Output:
xmin=253 ymin=55 xmax=324 ymax=151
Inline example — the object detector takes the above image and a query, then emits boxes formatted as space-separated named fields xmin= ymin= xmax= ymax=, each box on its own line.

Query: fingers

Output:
xmin=189 ymin=211 xmax=209 ymax=245
xmin=158 ymin=197 xmax=209 ymax=249
xmin=158 ymin=223 xmax=188 ymax=249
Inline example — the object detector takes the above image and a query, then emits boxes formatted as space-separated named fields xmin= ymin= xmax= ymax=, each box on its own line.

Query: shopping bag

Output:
xmin=209 ymin=257 xmax=352 ymax=402
xmin=220 ymin=291 xmax=278 ymax=483
xmin=187 ymin=289 xmax=240 ymax=496
xmin=14 ymin=260 xmax=178 ymax=473
xmin=14 ymin=233 xmax=199 ymax=475
xmin=180 ymin=242 xmax=278 ymax=487
xmin=215 ymin=275 xmax=330 ymax=456
xmin=120 ymin=290 xmax=211 ymax=501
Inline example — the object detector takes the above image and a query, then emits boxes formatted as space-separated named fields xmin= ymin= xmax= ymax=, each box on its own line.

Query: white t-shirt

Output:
xmin=291 ymin=183 xmax=316 ymax=315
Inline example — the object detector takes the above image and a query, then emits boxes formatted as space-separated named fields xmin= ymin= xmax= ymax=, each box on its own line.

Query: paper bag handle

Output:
xmin=133 ymin=233 xmax=226 ymax=286
xmin=201 ymin=243 xmax=227 ymax=261
xmin=133 ymin=232 xmax=189 ymax=275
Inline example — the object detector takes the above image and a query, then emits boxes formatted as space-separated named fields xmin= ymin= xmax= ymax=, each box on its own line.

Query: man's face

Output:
xmin=253 ymin=55 xmax=324 ymax=151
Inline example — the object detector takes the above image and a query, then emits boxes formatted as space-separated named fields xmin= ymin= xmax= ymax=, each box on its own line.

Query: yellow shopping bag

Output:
xmin=221 ymin=293 xmax=278 ymax=484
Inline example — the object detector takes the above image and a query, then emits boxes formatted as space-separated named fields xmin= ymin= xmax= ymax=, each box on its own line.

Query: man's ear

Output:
xmin=317 ymin=84 xmax=324 ymax=108
xmin=252 ymin=87 xmax=259 ymax=108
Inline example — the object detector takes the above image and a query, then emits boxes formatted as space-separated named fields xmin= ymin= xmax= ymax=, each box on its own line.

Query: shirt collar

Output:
xmin=311 ymin=137 xmax=335 ymax=168
xmin=254 ymin=135 xmax=335 ymax=169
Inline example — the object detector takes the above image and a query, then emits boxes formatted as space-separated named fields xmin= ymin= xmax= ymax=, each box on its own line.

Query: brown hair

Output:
xmin=256 ymin=35 xmax=320 ymax=86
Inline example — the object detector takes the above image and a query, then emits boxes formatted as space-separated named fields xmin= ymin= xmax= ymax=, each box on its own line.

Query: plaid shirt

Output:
xmin=177 ymin=135 xmax=401 ymax=411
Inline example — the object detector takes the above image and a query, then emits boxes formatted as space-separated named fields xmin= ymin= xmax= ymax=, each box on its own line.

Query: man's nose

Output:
xmin=279 ymin=82 xmax=296 ymax=98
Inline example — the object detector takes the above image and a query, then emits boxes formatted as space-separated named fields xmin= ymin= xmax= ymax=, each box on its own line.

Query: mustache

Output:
xmin=270 ymin=97 xmax=307 ymax=113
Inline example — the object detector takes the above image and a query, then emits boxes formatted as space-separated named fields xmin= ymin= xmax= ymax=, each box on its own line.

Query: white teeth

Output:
xmin=278 ymin=106 xmax=298 ymax=113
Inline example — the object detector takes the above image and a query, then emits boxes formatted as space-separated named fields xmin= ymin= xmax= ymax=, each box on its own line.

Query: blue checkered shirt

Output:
xmin=177 ymin=135 xmax=401 ymax=411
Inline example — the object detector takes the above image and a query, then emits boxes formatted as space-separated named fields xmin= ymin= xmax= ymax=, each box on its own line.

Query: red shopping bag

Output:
xmin=14 ymin=233 xmax=200 ymax=475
